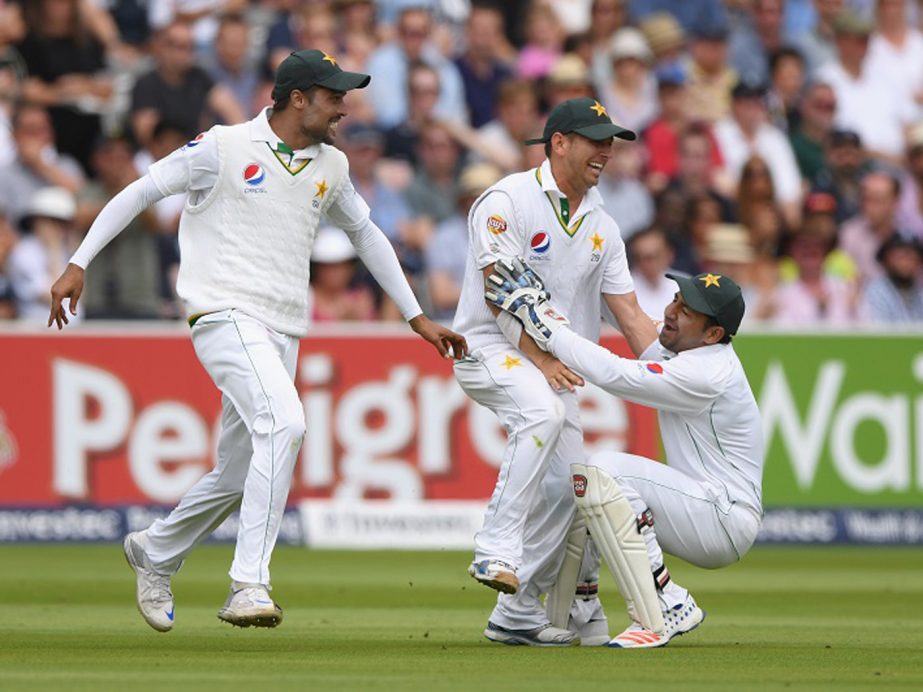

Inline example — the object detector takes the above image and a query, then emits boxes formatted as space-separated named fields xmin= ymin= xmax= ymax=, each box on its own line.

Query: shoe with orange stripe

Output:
xmin=608 ymin=594 xmax=705 ymax=649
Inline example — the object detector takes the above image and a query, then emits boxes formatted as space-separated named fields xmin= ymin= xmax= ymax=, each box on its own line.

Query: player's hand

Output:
xmin=536 ymin=353 xmax=584 ymax=392
xmin=409 ymin=314 xmax=469 ymax=360
xmin=48 ymin=263 xmax=84 ymax=330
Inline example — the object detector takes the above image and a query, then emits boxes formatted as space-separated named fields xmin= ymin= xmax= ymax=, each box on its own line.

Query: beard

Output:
xmin=887 ymin=270 xmax=917 ymax=290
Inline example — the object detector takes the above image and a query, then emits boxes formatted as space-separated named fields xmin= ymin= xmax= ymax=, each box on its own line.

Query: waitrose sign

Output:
xmin=736 ymin=333 xmax=923 ymax=508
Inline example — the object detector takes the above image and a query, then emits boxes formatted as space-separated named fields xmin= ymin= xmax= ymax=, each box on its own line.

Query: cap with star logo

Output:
xmin=525 ymin=97 xmax=636 ymax=145
xmin=665 ymin=271 xmax=746 ymax=336
xmin=272 ymin=49 xmax=371 ymax=102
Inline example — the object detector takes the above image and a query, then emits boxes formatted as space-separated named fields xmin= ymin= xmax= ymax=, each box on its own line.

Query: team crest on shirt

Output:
xmin=529 ymin=231 xmax=551 ymax=261
xmin=243 ymin=163 xmax=268 ymax=193
xmin=645 ymin=362 xmax=664 ymax=375
xmin=486 ymin=214 xmax=507 ymax=235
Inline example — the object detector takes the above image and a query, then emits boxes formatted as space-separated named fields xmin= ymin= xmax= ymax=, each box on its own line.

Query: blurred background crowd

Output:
xmin=1 ymin=0 xmax=922 ymax=327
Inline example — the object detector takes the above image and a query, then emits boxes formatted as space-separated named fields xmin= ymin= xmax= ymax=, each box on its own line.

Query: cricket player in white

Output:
xmin=452 ymin=97 xmax=658 ymax=645
xmin=486 ymin=265 xmax=763 ymax=648
xmin=47 ymin=49 xmax=467 ymax=632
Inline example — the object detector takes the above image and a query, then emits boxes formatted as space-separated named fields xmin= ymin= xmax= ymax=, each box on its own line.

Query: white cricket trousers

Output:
xmin=144 ymin=309 xmax=306 ymax=586
xmin=585 ymin=452 xmax=762 ymax=572
xmin=454 ymin=343 xmax=585 ymax=629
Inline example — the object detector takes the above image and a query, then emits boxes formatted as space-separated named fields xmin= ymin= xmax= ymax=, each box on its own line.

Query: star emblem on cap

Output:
xmin=700 ymin=273 xmax=722 ymax=288
xmin=590 ymin=232 xmax=604 ymax=252
xmin=314 ymin=179 xmax=329 ymax=198
xmin=501 ymin=355 xmax=522 ymax=370
xmin=322 ymin=51 xmax=337 ymax=65
xmin=590 ymin=100 xmax=608 ymax=118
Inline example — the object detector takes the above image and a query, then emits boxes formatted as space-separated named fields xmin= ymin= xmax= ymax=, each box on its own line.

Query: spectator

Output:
xmin=817 ymin=11 xmax=915 ymax=161
xmin=778 ymin=190 xmax=857 ymax=282
xmin=597 ymin=142 xmax=654 ymax=238
xmin=791 ymin=0 xmax=843 ymax=74
xmin=729 ymin=0 xmax=787 ymax=85
xmin=897 ymin=121 xmax=923 ymax=237
xmin=147 ymin=0 xmax=246 ymax=55
xmin=425 ymin=162 xmax=502 ymax=321
xmin=517 ymin=2 xmax=566 ymax=80
xmin=662 ymin=123 xmax=736 ymax=226
xmin=405 ymin=121 xmax=462 ymax=227
xmin=596 ymin=28 xmax=658 ymax=133
xmin=130 ymin=21 xmax=245 ymax=149
xmin=309 ymin=225 xmax=378 ymax=322
xmin=454 ymin=3 xmax=513 ymax=129
xmin=207 ymin=15 xmax=259 ymax=119
xmin=385 ymin=62 xmax=441 ymax=166
xmin=683 ymin=23 xmax=737 ymax=123
xmin=638 ymin=11 xmax=686 ymax=67
xmin=643 ymin=63 xmax=723 ymax=192
xmin=544 ymin=53 xmax=596 ymax=109
xmin=861 ymin=233 xmax=923 ymax=322
xmin=366 ymin=6 xmax=466 ymax=130
xmin=589 ymin=0 xmax=630 ymax=61
xmin=627 ymin=0 xmax=729 ymax=36
xmin=714 ymin=80 xmax=802 ymax=228
xmin=75 ymin=136 xmax=161 ymax=319
xmin=263 ymin=0 xmax=303 ymax=72
xmin=17 ymin=0 xmax=113 ymax=172
xmin=840 ymin=169 xmax=905 ymax=282
xmin=772 ymin=223 xmax=865 ymax=326
xmin=469 ymin=78 xmax=540 ymax=173
xmin=737 ymin=155 xmax=786 ymax=259
xmin=626 ymin=226 xmax=679 ymax=318
xmin=865 ymin=0 xmax=923 ymax=118
xmin=0 ymin=205 xmax=16 ymax=318
xmin=790 ymin=81 xmax=837 ymax=181
xmin=766 ymin=47 xmax=806 ymax=132
xmin=0 ymin=102 xmax=84 ymax=229
xmin=6 ymin=186 xmax=79 ymax=321
xmin=812 ymin=128 xmax=871 ymax=223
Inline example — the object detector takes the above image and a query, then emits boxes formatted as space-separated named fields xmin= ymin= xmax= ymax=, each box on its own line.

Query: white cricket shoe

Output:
xmin=123 ymin=531 xmax=174 ymax=632
xmin=217 ymin=583 xmax=283 ymax=628
xmin=484 ymin=621 xmax=579 ymax=647
xmin=467 ymin=559 xmax=519 ymax=594
xmin=568 ymin=597 xmax=610 ymax=646
xmin=608 ymin=594 xmax=705 ymax=649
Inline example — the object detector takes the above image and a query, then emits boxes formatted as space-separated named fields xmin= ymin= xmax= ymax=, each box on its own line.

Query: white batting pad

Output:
xmin=545 ymin=512 xmax=588 ymax=629
xmin=571 ymin=463 xmax=665 ymax=635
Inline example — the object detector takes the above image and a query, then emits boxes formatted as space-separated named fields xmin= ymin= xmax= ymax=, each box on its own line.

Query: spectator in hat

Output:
xmin=840 ymin=169 xmax=906 ymax=283
xmin=596 ymin=27 xmax=658 ymax=132
xmin=627 ymin=0 xmax=728 ymax=36
xmin=790 ymin=81 xmax=837 ymax=181
xmin=861 ymin=233 xmax=923 ymax=322
xmin=728 ymin=0 xmax=788 ymax=86
xmin=865 ymin=0 xmax=923 ymax=118
xmin=779 ymin=190 xmax=857 ymax=282
xmin=626 ymin=226 xmax=680 ymax=318
xmin=817 ymin=11 xmax=916 ymax=161
xmin=425 ymin=162 xmax=502 ymax=321
xmin=6 ymin=186 xmax=79 ymax=321
xmin=643 ymin=63 xmax=723 ymax=192
xmin=638 ymin=11 xmax=686 ymax=67
xmin=366 ymin=6 xmax=466 ymax=130
xmin=896 ymin=121 xmax=923 ymax=237
xmin=545 ymin=53 xmax=596 ymax=109
xmin=309 ymin=225 xmax=378 ymax=323
xmin=715 ymin=80 xmax=803 ymax=228
xmin=683 ymin=22 xmax=737 ymax=123
xmin=791 ymin=0 xmax=843 ymax=75
xmin=0 ymin=102 xmax=84 ymax=229
xmin=454 ymin=3 xmax=514 ymax=129
xmin=812 ymin=128 xmax=871 ymax=222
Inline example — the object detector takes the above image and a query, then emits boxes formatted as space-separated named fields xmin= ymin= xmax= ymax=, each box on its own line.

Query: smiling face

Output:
xmin=552 ymin=132 xmax=614 ymax=193
xmin=294 ymin=86 xmax=347 ymax=145
xmin=659 ymin=292 xmax=725 ymax=352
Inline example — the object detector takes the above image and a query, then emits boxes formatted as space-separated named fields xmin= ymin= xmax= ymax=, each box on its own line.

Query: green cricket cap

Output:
xmin=272 ymin=49 xmax=370 ymax=101
xmin=665 ymin=272 xmax=746 ymax=336
xmin=525 ymin=97 xmax=636 ymax=145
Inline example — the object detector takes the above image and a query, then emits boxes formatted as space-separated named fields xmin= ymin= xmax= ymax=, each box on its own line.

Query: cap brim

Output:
xmin=317 ymin=71 xmax=371 ymax=91
xmin=573 ymin=122 xmax=637 ymax=142
xmin=665 ymin=273 xmax=716 ymax=317
xmin=524 ymin=135 xmax=547 ymax=145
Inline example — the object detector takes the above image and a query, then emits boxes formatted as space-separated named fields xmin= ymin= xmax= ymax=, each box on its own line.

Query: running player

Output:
xmin=47 ymin=49 xmax=467 ymax=632
xmin=452 ymin=97 xmax=658 ymax=645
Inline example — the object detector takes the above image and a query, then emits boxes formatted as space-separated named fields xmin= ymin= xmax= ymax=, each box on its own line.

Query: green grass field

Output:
xmin=1 ymin=545 xmax=921 ymax=691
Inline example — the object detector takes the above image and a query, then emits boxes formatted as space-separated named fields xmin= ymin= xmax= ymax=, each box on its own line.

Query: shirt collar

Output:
xmin=538 ymin=158 xmax=603 ymax=213
xmin=249 ymin=107 xmax=320 ymax=161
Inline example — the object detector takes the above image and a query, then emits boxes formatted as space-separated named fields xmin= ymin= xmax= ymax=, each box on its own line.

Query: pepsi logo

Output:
xmin=186 ymin=132 xmax=206 ymax=148
xmin=530 ymin=232 xmax=550 ymax=254
xmin=243 ymin=164 xmax=265 ymax=186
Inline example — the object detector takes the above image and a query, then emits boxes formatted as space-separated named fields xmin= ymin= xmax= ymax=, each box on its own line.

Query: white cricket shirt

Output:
xmin=453 ymin=158 xmax=634 ymax=352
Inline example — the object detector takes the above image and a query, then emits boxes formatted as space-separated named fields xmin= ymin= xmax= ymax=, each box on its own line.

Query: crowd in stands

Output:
xmin=1 ymin=0 xmax=922 ymax=327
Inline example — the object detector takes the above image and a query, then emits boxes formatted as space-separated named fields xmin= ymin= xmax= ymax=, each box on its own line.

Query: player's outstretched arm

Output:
xmin=48 ymin=263 xmax=84 ymax=329
xmin=409 ymin=314 xmax=469 ymax=360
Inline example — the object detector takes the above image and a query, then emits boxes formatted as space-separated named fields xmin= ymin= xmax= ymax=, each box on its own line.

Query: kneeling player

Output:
xmin=486 ymin=261 xmax=763 ymax=648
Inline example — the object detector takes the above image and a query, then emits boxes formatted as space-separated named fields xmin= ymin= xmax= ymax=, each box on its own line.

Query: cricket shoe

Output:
xmin=123 ymin=531 xmax=174 ymax=632
xmin=484 ymin=621 xmax=579 ymax=647
xmin=217 ymin=583 xmax=283 ymax=628
xmin=608 ymin=594 xmax=705 ymax=649
xmin=467 ymin=559 xmax=519 ymax=594
xmin=568 ymin=596 xmax=610 ymax=646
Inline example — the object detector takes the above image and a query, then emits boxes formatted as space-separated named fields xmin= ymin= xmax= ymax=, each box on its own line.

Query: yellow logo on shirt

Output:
xmin=590 ymin=232 xmax=604 ymax=252
xmin=487 ymin=214 xmax=508 ymax=235
xmin=314 ymin=179 xmax=329 ymax=198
